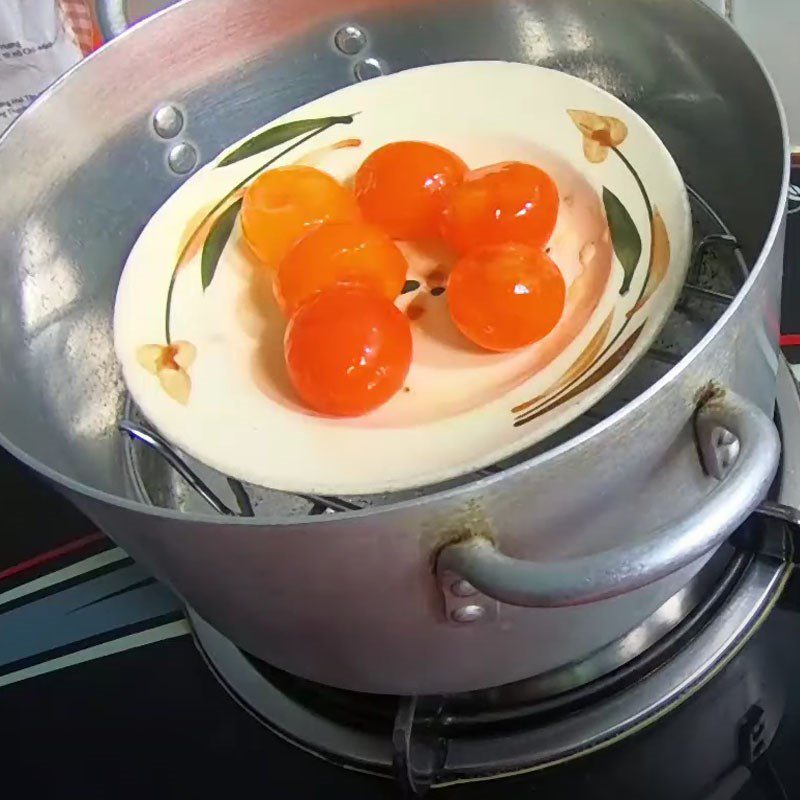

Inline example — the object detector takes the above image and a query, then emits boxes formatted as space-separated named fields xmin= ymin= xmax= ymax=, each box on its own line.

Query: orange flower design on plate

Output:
xmin=133 ymin=115 xmax=359 ymax=411
xmin=136 ymin=341 xmax=196 ymax=404
xmin=567 ymin=110 xmax=628 ymax=163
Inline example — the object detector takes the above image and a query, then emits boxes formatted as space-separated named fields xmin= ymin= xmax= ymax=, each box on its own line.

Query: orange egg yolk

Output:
xmin=354 ymin=141 xmax=468 ymax=240
xmin=447 ymin=243 xmax=565 ymax=352
xmin=241 ymin=166 xmax=360 ymax=267
xmin=440 ymin=161 xmax=559 ymax=254
xmin=275 ymin=221 xmax=408 ymax=316
xmin=284 ymin=285 xmax=413 ymax=416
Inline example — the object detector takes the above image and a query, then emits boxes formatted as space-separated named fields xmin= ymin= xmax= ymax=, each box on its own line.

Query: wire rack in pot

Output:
xmin=121 ymin=184 xmax=746 ymax=519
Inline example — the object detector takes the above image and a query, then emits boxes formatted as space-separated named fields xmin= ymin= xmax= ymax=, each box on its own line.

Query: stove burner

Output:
xmin=188 ymin=522 xmax=792 ymax=796
xmin=243 ymin=548 xmax=743 ymax=734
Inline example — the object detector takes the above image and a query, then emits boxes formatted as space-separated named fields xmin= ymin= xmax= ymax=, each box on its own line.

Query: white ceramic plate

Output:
xmin=114 ymin=61 xmax=692 ymax=495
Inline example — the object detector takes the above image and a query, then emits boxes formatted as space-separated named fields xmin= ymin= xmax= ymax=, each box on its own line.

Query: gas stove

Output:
xmin=1 ymin=175 xmax=800 ymax=800
xmin=2 ymin=464 xmax=800 ymax=800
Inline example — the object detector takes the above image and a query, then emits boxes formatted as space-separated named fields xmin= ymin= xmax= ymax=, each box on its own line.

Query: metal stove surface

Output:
xmin=1 ymin=163 xmax=800 ymax=798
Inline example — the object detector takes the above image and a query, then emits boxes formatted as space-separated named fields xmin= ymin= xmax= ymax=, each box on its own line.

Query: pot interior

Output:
xmin=0 ymin=0 xmax=785 ymax=516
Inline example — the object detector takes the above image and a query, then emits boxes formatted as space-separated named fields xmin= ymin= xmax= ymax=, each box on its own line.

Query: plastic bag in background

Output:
xmin=0 ymin=0 xmax=99 ymax=134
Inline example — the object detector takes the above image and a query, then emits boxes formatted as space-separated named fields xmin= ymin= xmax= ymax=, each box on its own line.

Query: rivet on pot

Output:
xmin=168 ymin=142 xmax=198 ymax=175
xmin=353 ymin=57 xmax=385 ymax=82
xmin=450 ymin=579 xmax=478 ymax=598
xmin=334 ymin=25 xmax=367 ymax=55
xmin=451 ymin=604 xmax=486 ymax=623
xmin=152 ymin=105 xmax=184 ymax=139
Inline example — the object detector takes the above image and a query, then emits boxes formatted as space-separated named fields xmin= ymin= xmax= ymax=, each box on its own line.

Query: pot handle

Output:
xmin=436 ymin=391 xmax=780 ymax=608
xmin=94 ymin=0 xmax=132 ymax=40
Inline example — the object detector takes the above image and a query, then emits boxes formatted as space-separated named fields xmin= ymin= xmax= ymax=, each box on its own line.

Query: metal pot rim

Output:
xmin=0 ymin=0 xmax=790 ymax=528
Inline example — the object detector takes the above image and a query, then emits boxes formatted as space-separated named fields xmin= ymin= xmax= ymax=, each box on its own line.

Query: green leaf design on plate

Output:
xmin=217 ymin=115 xmax=356 ymax=167
xmin=201 ymin=198 xmax=242 ymax=291
xmin=513 ymin=322 xmax=645 ymax=428
xmin=603 ymin=186 xmax=642 ymax=295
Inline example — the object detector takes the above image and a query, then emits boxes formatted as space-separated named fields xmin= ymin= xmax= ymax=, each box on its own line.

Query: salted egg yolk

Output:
xmin=440 ymin=161 xmax=559 ymax=254
xmin=284 ymin=285 xmax=412 ymax=416
xmin=275 ymin=220 xmax=407 ymax=316
xmin=241 ymin=166 xmax=360 ymax=267
xmin=354 ymin=141 xmax=467 ymax=240
xmin=447 ymin=242 xmax=565 ymax=352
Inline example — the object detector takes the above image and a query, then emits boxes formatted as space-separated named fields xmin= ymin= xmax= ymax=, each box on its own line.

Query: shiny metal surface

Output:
xmin=122 ymin=413 xmax=354 ymax=515
xmin=451 ymin=605 xmax=487 ymax=624
xmin=334 ymin=25 xmax=368 ymax=56
xmin=437 ymin=393 xmax=780 ymax=607
xmin=119 ymin=420 xmax=236 ymax=515
xmin=166 ymin=140 xmax=197 ymax=174
xmin=189 ymin=540 xmax=790 ymax=782
xmin=697 ymin=422 xmax=741 ymax=481
xmin=353 ymin=57 xmax=386 ymax=81
xmin=152 ymin=104 xmax=184 ymax=139
xmin=458 ymin=546 xmax=740 ymax=708
xmin=440 ymin=555 xmax=791 ymax=782
xmin=758 ymin=499 xmax=800 ymax=526
xmin=440 ymin=570 xmax=499 ymax=625
xmin=450 ymin=580 xmax=478 ymax=598
xmin=0 ymin=0 xmax=788 ymax=692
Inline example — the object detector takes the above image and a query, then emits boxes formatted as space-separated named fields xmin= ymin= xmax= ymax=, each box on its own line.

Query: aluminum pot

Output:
xmin=0 ymin=0 xmax=788 ymax=694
